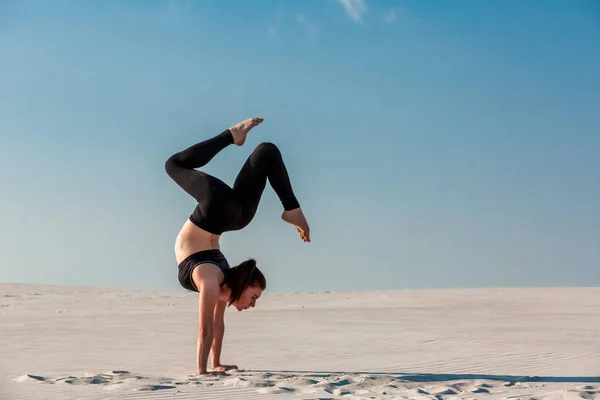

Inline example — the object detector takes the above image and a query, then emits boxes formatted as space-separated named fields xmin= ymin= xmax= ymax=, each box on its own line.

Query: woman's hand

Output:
xmin=213 ymin=364 xmax=238 ymax=372
xmin=197 ymin=369 xmax=228 ymax=377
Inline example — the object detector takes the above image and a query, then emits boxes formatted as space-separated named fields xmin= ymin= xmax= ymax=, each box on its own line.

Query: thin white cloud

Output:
xmin=166 ymin=0 xmax=191 ymax=14
xmin=267 ymin=5 xmax=284 ymax=37
xmin=296 ymin=13 xmax=318 ymax=39
xmin=383 ymin=6 xmax=421 ymax=25
xmin=383 ymin=8 xmax=397 ymax=24
xmin=337 ymin=0 xmax=367 ymax=23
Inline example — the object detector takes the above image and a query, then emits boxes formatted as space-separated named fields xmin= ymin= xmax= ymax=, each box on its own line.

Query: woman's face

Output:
xmin=234 ymin=285 xmax=263 ymax=311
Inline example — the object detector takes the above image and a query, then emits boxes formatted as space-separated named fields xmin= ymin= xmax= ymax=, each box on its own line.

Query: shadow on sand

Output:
xmin=247 ymin=370 xmax=600 ymax=385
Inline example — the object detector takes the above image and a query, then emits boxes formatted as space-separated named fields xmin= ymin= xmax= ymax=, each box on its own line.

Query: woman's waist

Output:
xmin=177 ymin=247 xmax=230 ymax=269
xmin=175 ymin=224 xmax=222 ymax=263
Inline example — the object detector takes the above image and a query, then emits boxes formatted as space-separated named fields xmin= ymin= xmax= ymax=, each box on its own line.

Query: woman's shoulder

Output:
xmin=192 ymin=263 xmax=226 ymax=290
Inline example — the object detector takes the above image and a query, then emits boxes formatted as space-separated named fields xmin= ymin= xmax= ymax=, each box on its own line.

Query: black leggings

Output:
xmin=165 ymin=129 xmax=300 ymax=235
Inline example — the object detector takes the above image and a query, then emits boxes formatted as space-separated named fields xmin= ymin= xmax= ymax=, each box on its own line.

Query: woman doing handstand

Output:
xmin=164 ymin=117 xmax=310 ymax=376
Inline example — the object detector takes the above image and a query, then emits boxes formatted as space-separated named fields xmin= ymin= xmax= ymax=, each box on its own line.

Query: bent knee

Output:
xmin=164 ymin=155 xmax=179 ymax=177
xmin=255 ymin=141 xmax=280 ymax=155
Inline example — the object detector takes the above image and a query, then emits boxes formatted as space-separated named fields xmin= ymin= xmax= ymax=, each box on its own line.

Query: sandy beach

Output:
xmin=2 ymin=283 xmax=599 ymax=400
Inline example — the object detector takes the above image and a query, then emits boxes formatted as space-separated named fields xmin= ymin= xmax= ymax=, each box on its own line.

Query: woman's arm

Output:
xmin=211 ymin=299 xmax=227 ymax=368
xmin=196 ymin=279 xmax=220 ymax=374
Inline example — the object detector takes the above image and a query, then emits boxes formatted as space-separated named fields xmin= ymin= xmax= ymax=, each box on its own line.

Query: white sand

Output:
xmin=1 ymin=283 xmax=599 ymax=400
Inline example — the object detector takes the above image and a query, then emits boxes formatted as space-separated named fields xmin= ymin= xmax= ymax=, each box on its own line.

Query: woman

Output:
xmin=164 ymin=117 xmax=310 ymax=376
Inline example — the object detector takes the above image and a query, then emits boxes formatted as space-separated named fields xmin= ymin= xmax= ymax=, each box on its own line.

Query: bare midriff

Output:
xmin=174 ymin=219 xmax=221 ymax=264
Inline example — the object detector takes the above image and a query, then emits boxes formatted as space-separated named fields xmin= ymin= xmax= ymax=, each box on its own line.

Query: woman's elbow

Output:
xmin=198 ymin=326 xmax=214 ymax=339
xmin=213 ymin=321 xmax=225 ymax=334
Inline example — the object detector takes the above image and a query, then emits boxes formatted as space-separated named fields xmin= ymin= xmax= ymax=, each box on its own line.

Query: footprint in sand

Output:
xmin=13 ymin=374 xmax=45 ymax=383
xmin=256 ymin=386 xmax=294 ymax=394
xmin=105 ymin=370 xmax=130 ymax=375
xmin=223 ymin=376 xmax=279 ymax=390
xmin=429 ymin=386 xmax=460 ymax=396
xmin=332 ymin=388 xmax=352 ymax=396
xmin=53 ymin=373 xmax=113 ymax=385
xmin=136 ymin=384 xmax=177 ymax=391
xmin=222 ymin=377 xmax=253 ymax=388
xmin=278 ymin=376 xmax=319 ymax=387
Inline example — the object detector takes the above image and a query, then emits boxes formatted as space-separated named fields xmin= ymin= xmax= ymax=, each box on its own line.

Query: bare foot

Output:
xmin=281 ymin=208 xmax=310 ymax=242
xmin=230 ymin=117 xmax=264 ymax=146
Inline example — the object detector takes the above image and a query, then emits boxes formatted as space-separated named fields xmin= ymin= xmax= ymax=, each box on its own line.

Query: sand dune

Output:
xmin=2 ymin=283 xmax=599 ymax=399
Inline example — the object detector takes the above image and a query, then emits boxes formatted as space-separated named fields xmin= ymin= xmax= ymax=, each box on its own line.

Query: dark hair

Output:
xmin=224 ymin=258 xmax=266 ymax=305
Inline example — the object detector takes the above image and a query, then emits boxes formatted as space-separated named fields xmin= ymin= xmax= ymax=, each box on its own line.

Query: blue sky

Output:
xmin=1 ymin=0 xmax=599 ymax=293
